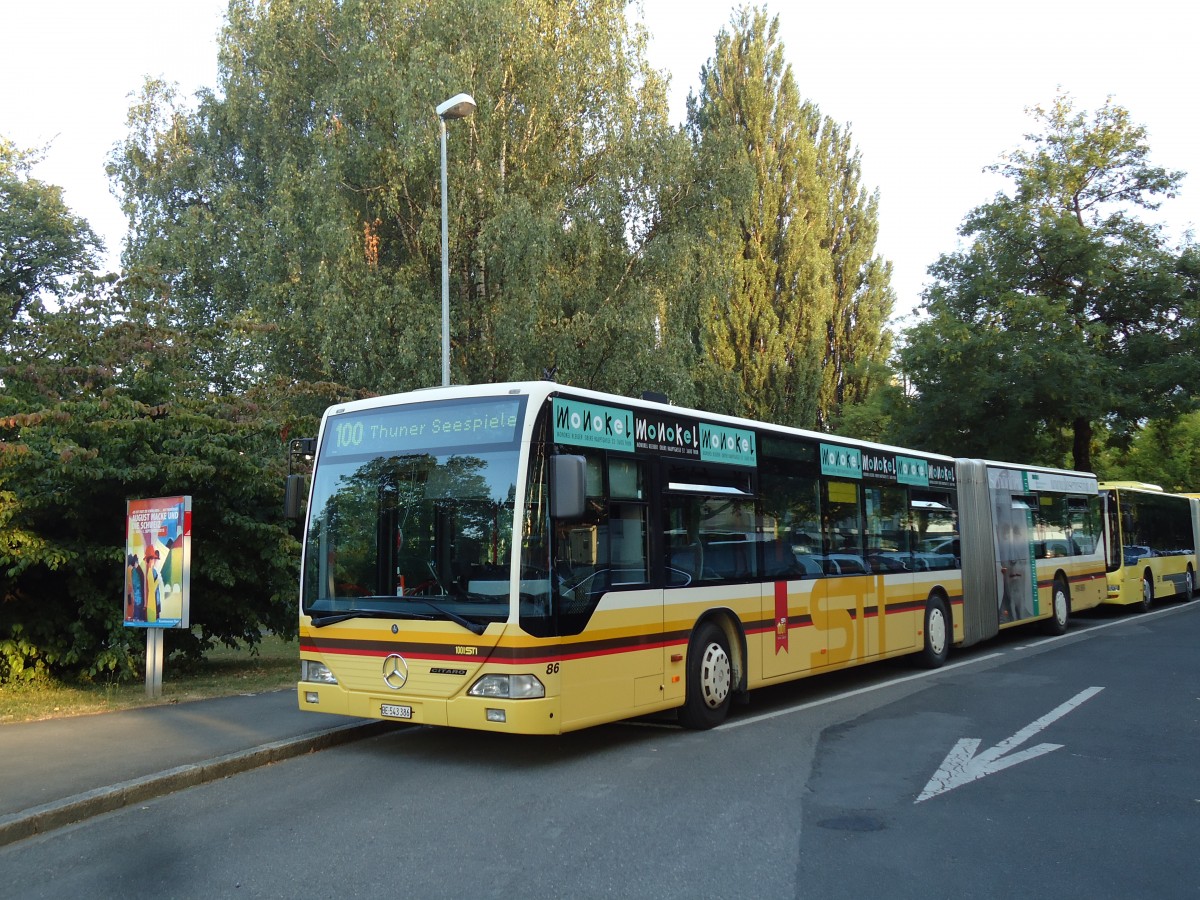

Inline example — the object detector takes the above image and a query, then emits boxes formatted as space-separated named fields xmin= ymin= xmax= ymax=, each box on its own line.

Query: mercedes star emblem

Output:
xmin=382 ymin=653 xmax=409 ymax=690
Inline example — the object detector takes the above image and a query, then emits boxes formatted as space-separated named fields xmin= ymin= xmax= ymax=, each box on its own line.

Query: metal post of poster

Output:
xmin=123 ymin=496 xmax=192 ymax=698
xmin=436 ymin=91 xmax=476 ymax=386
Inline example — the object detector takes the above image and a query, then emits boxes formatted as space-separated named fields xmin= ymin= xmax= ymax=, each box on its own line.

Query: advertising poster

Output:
xmin=124 ymin=496 xmax=191 ymax=629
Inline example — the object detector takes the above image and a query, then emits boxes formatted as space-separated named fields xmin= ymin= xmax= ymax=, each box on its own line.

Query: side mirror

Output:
xmin=549 ymin=455 xmax=587 ymax=520
xmin=285 ymin=474 xmax=308 ymax=520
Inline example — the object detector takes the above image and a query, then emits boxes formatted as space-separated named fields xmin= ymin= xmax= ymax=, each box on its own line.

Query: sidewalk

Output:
xmin=0 ymin=689 xmax=390 ymax=847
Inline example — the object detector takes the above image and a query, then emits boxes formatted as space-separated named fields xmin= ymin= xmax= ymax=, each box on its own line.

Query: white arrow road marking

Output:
xmin=915 ymin=686 xmax=1104 ymax=803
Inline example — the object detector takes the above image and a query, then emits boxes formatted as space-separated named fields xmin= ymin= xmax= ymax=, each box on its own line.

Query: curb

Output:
xmin=0 ymin=720 xmax=392 ymax=848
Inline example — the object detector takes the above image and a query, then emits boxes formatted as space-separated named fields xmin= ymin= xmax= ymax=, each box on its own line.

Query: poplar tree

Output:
xmin=685 ymin=7 xmax=830 ymax=426
xmin=683 ymin=6 xmax=892 ymax=429
xmin=811 ymin=118 xmax=894 ymax=430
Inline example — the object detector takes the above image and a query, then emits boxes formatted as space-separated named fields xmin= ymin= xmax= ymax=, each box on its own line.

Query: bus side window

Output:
xmin=911 ymin=491 xmax=958 ymax=571
xmin=1065 ymin=497 xmax=1098 ymax=555
xmin=549 ymin=452 xmax=607 ymax=624
xmin=662 ymin=457 xmax=759 ymax=585
xmin=822 ymin=480 xmax=863 ymax=571
xmin=607 ymin=458 xmax=648 ymax=586
xmin=865 ymin=485 xmax=912 ymax=573
xmin=759 ymin=463 xmax=821 ymax=580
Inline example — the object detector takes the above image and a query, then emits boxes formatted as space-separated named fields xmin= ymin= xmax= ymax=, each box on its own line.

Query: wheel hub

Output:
xmin=928 ymin=608 xmax=947 ymax=655
xmin=699 ymin=642 xmax=731 ymax=708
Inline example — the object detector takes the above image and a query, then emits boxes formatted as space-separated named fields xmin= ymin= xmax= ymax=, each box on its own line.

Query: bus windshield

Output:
xmin=301 ymin=396 xmax=526 ymax=631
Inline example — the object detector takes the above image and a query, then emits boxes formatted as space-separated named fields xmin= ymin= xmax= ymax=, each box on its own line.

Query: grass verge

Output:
xmin=0 ymin=634 xmax=298 ymax=724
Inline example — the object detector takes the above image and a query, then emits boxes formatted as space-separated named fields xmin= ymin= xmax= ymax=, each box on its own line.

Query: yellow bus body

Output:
xmin=298 ymin=556 xmax=1102 ymax=736
xmin=1100 ymin=483 xmax=1199 ymax=607
xmin=295 ymin=384 xmax=1110 ymax=734
xmin=299 ymin=570 xmax=969 ymax=734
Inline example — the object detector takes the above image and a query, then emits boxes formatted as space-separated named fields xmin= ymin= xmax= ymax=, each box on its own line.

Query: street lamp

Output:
xmin=437 ymin=92 xmax=476 ymax=387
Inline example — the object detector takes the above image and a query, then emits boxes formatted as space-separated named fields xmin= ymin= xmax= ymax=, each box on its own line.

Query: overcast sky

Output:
xmin=3 ymin=0 xmax=1196 ymax=324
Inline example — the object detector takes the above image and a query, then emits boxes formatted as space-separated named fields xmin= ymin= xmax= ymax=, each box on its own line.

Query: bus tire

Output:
xmin=1042 ymin=577 xmax=1070 ymax=635
xmin=1185 ymin=568 xmax=1195 ymax=602
xmin=678 ymin=621 xmax=733 ymax=730
xmin=919 ymin=594 xmax=950 ymax=668
xmin=1138 ymin=571 xmax=1154 ymax=613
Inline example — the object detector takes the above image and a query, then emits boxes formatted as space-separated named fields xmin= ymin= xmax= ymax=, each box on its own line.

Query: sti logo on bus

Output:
xmin=553 ymin=399 xmax=634 ymax=451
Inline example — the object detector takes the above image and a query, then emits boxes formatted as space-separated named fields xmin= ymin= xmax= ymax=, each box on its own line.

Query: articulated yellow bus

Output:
xmin=295 ymin=383 xmax=1106 ymax=733
xmin=1100 ymin=482 xmax=1199 ymax=609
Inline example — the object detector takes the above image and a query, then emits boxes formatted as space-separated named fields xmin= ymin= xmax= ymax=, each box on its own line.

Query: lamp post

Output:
xmin=436 ymin=92 xmax=476 ymax=387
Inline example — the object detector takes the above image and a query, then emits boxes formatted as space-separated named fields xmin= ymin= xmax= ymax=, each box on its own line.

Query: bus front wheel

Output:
xmin=678 ymin=621 xmax=733 ymax=730
xmin=1138 ymin=572 xmax=1154 ymax=613
xmin=919 ymin=595 xmax=950 ymax=668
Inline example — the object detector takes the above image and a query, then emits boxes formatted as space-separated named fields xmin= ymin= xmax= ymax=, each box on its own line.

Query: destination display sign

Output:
xmin=322 ymin=397 xmax=524 ymax=458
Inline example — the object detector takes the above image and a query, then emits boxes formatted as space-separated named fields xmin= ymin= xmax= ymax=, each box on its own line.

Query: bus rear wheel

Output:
xmin=919 ymin=595 xmax=949 ymax=668
xmin=678 ymin=621 xmax=733 ymax=730
xmin=1042 ymin=578 xmax=1070 ymax=635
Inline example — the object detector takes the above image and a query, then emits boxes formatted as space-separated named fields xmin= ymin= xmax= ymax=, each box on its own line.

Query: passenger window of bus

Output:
xmin=822 ymin=480 xmax=863 ymax=574
xmin=1033 ymin=495 xmax=1077 ymax=558
xmin=911 ymin=491 xmax=958 ymax=571
xmin=607 ymin=458 xmax=648 ymax=586
xmin=664 ymin=493 xmax=758 ymax=584
xmin=759 ymin=467 xmax=821 ymax=578
xmin=1065 ymin=496 xmax=1100 ymax=555
xmin=609 ymin=458 xmax=642 ymax=499
xmin=865 ymin=485 xmax=912 ymax=573
xmin=550 ymin=455 xmax=650 ymax=627
xmin=1121 ymin=501 xmax=1152 ymax=561
xmin=1139 ymin=493 xmax=1191 ymax=555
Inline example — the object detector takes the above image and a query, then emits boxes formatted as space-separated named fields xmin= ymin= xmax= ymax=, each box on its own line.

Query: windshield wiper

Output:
xmin=308 ymin=598 xmax=486 ymax=635
xmin=409 ymin=599 xmax=487 ymax=636
xmin=308 ymin=607 xmax=435 ymax=628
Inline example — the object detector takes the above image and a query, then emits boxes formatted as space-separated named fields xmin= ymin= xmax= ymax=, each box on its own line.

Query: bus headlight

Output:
xmin=301 ymin=660 xmax=338 ymax=684
xmin=468 ymin=673 xmax=545 ymax=699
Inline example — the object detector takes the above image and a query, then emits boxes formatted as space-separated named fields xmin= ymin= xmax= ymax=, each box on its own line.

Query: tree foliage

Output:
xmin=2 ymin=3 xmax=904 ymax=681
xmin=898 ymin=95 xmax=1199 ymax=471
xmin=814 ymin=120 xmax=894 ymax=428
xmin=0 ymin=285 xmax=318 ymax=682
xmin=0 ymin=138 xmax=104 ymax=346
xmin=109 ymin=1 xmax=894 ymax=423
xmin=682 ymin=6 xmax=892 ymax=429
xmin=109 ymin=0 xmax=690 ymax=396
xmin=1096 ymin=408 xmax=1200 ymax=492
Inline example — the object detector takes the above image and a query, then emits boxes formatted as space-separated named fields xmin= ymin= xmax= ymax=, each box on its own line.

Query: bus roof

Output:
xmin=321 ymin=382 xmax=1105 ymax=484
xmin=325 ymin=381 xmax=960 ymax=463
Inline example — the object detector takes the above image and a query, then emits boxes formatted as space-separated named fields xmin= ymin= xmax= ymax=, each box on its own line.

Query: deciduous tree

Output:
xmin=109 ymin=0 xmax=691 ymax=397
xmin=0 ymin=137 xmax=104 ymax=346
xmin=0 ymin=290 xmax=310 ymax=682
xmin=684 ymin=7 xmax=830 ymax=426
xmin=899 ymin=94 xmax=1198 ymax=471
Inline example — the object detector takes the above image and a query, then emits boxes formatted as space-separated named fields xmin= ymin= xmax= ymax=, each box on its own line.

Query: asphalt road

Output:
xmin=5 ymin=601 xmax=1197 ymax=899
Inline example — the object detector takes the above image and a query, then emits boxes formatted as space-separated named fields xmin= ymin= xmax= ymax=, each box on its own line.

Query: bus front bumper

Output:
xmin=297 ymin=681 xmax=564 ymax=735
